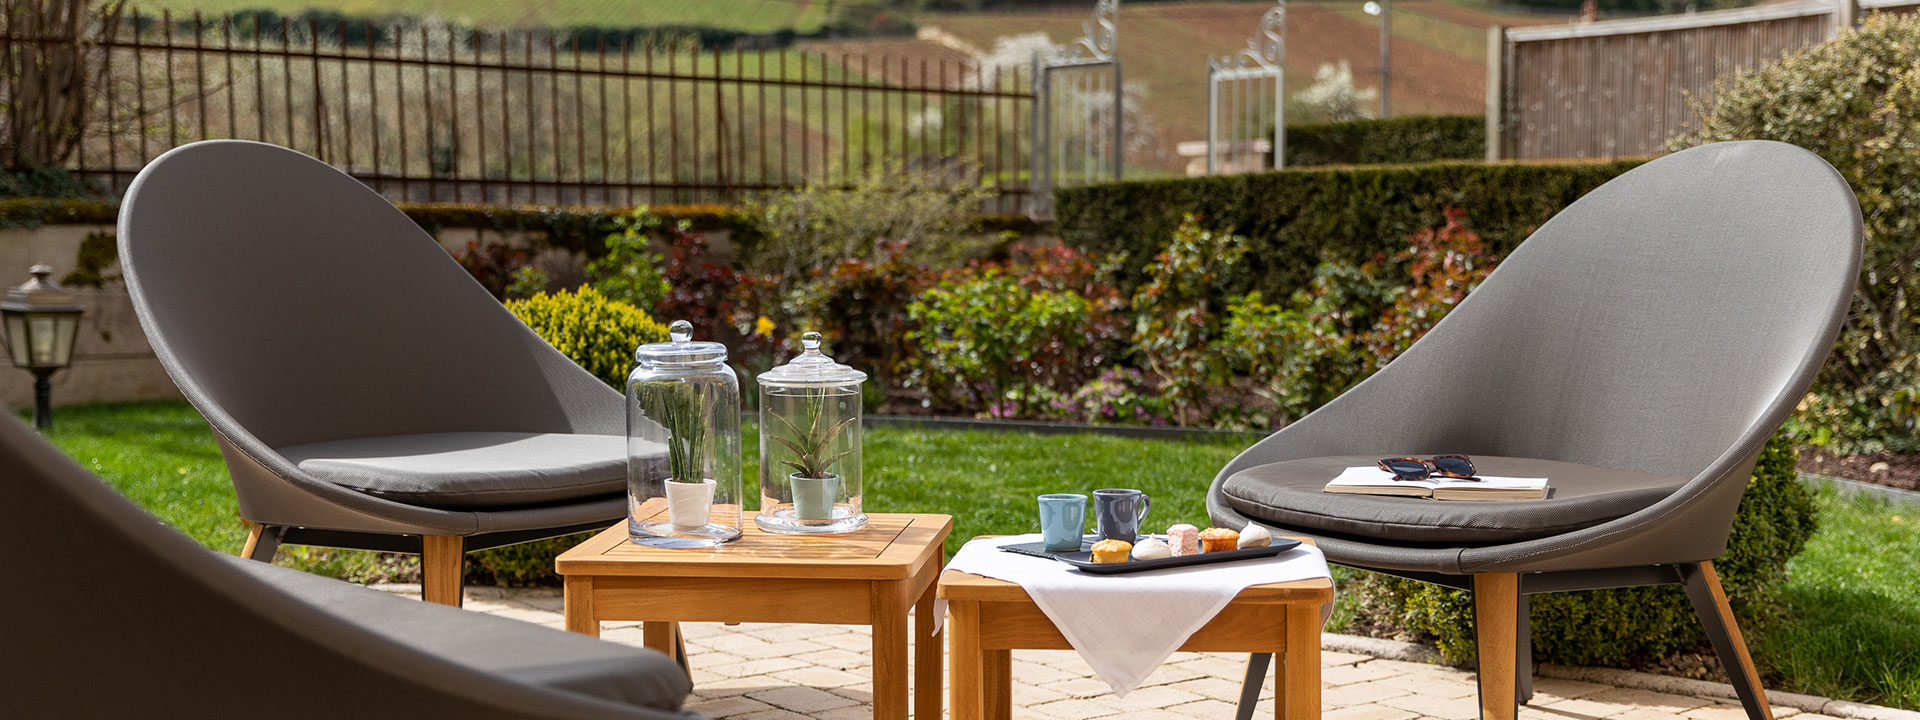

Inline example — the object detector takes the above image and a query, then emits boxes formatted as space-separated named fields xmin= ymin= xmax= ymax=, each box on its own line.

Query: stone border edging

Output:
xmin=1800 ymin=473 xmax=1920 ymax=504
xmin=1320 ymin=632 xmax=1920 ymax=720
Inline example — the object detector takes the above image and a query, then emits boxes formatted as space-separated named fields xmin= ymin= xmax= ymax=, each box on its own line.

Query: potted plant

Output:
xmin=768 ymin=396 xmax=855 ymax=522
xmin=651 ymin=386 xmax=714 ymax=529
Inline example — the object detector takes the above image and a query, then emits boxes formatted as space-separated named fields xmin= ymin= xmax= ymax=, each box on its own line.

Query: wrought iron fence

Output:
xmin=5 ymin=7 xmax=1041 ymax=212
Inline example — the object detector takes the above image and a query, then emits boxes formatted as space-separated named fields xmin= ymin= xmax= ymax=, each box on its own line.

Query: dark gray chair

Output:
xmin=118 ymin=140 xmax=663 ymax=607
xmin=0 ymin=413 xmax=703 ymax=719
xmin=1210 ymin=141 xmax=1861 ymax=720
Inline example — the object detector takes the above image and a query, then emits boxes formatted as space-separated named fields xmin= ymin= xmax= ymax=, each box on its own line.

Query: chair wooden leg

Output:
xmin=240 ymin=523 xmax=282 ymax=562
xmin=421 ymin=535 xmax=465 ymax=607
xmin=1682 ymin=562 xmax=1774 ymax=720
xmin=1473 ymin=573 xmax=1520 ymax=720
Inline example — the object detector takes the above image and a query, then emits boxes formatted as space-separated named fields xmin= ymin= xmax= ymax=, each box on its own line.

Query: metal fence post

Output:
xmin=1485 ymin=25 xmax=1505 ymax=162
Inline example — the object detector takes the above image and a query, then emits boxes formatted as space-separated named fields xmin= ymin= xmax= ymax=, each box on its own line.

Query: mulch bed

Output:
xmin=1797 ymin=450 xmax=1920 ymax=493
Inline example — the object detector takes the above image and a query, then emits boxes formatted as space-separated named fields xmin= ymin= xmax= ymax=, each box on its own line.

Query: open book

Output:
xmin=1324 ymin=466 xmax=1549 ymax=501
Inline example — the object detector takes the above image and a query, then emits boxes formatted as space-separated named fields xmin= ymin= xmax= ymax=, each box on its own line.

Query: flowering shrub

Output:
xmin=905 ymin=268 xmax=1107 ymax=417
xmin=1358 ymin=207 xmax=1495 ymax=370
xmin=586 ymin=207 xmax=673 ymax=316
xmin=781 ymin=239 xmax=935 ymax=379
xmin=453 ymin=240 xmax=534 ymax=300
xmin=1129 ymin=216 xmax=1251 ymax=424
xmin=1054 ymin=367 xmax=1173 ymax=426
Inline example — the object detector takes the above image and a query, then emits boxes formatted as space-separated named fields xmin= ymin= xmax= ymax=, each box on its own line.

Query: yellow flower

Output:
xmin=754 ymin=316 xmax=776 ymax=338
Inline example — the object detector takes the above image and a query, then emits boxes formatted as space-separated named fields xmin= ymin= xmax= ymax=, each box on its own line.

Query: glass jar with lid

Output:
xmin=627 ymin=320 xmax=742 ymax=547
xmin=754 ymin=332 xmax=867 ymax=535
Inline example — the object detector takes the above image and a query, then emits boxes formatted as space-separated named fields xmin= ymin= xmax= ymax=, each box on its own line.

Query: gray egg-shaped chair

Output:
xmin=117 ymin=140 xmax=665 ymax=608
xmin=0 ymin=412 xmax=703 ymax=718
xmin=1210 ymin=141 xmax=1861 ymax=720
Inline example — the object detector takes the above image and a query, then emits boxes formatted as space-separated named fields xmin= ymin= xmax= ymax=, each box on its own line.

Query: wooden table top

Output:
xmin=937 ymin=536 xmax=1335 ymax=605
xmin=556 ymin=512 xmax=954 ymax=581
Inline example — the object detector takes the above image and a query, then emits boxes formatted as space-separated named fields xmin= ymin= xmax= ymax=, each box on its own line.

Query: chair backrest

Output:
xmin=1230 ymin=140 xmax=1860 ymax=482
xmin=0 ymin=415 xmax=655 ymax=718
xmin=118 ymin=140 xmax=621 ymax=450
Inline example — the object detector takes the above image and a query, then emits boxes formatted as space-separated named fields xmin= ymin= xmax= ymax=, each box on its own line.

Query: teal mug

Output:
xmin=1038 ymin=493 xmax=1088 ymax=552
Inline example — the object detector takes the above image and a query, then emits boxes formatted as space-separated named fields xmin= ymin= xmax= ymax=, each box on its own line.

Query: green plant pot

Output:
xmin=789 ymin=472 xmax=841 ymax=522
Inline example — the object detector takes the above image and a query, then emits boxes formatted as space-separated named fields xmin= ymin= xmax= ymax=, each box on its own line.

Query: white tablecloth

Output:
xmin=944 ymin=534 xmax=1333 ymax=696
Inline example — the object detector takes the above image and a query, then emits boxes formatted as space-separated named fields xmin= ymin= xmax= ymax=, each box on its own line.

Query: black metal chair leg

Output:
xmin=1680 ymin=563 xmax=1774 ymax=720
xmin=1234 ymin=653 xmax=1273 ymax=720
xmin=1517 ymin=593 xmax=1534 ymax=705
xmin=246 ymin=525 xmax=284 ymax=562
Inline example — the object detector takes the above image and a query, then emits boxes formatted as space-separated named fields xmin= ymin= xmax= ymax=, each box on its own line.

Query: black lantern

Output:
xmin=1 ymin=265 xmax=85 ymax=430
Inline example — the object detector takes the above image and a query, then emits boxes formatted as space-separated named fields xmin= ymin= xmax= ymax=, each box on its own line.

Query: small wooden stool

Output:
xmin=937 ymin=536 xmax=1334 ymax=720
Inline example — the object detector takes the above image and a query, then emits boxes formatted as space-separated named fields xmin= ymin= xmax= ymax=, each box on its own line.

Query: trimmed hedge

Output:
xmin=1356 ymin=431 xmax=1814 ymax=666
xmin=1053 ymin=157 xmax=1646 ymax=301
xmin=1285 ymin=115 xmax=1485 ymax=167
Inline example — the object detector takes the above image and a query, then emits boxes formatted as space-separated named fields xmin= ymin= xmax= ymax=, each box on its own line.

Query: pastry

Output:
xmin=1167 ymin=524 xmax=1200 ymax=557
xmin=1238 ymin=524 xmax=1273 ymax=549
xmin=1199 ymin=527 xmax=1240 ymax=553
xmin=1090 ymin=538 xmax=1133 ymax=563
xmin=1131 ymin=537 xmax=1172 ymax=561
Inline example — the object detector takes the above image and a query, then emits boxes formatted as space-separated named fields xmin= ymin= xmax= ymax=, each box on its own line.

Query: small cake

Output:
xmin=1090 ymin=538 xmax=1133 ymax=563
xmin=1238 ymin=524 xmax=1273 ymax=549
xmin=1131 ymin=537 xmax=1173 ymax=561
xmin=1199 ymin=527 xmax=1240 ymax=553
xmin=1167 ymin=524 xmax=1201 ymax=557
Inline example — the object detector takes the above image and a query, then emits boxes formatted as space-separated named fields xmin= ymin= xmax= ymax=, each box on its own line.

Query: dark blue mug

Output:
xmin=1094 ymin=488 xmax=1152 ymax=542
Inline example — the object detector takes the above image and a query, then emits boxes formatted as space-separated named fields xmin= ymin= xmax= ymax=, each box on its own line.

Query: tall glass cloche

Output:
xmin=627 ymin=320 xmax=743 ymax=547
xmin=754 ymin=332 xmax=867 ymax=534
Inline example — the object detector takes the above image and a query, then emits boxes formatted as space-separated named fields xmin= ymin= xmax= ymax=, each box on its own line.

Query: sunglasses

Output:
xmin=1377 ymin=454 xmax=1480 ymax=482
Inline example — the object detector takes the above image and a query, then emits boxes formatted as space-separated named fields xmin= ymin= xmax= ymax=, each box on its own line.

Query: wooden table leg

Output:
xmin=563 ymin=576 xmax=598 ymax=637
xmin=873 ymin=580 xmax=911 ymax=720
xmin=914 ymin=557 xmax=944 ymax=719
xmin=642 ymin=621 xmax=680 ymax=657
xmin=1279 ymin=603 xmax=1321 ymax=720
xmin=984 ymin=649 xmax=1012 ymax=720
xmin=949 ymin=600 xmax=983 ymax=720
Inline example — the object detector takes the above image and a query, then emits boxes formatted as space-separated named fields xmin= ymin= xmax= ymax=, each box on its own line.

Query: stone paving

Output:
xmin=401 ymin=585 xmax=1849 ymax=720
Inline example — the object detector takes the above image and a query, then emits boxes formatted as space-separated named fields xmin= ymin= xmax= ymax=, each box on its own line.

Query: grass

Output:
xmin=1756 ymin=485 xmax=1920 ymax=709
xmin=38 ymin=400 xmax=1917 ymax=708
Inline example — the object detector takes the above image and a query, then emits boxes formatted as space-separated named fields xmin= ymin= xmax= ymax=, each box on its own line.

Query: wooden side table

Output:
xmin=937 ymin=537 xmax=1335 ymax=720
xmin=556 ymin=513 xmax=952 ymax=720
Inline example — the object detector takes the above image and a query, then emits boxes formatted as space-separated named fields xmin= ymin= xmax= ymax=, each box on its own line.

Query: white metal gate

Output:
xmin=1207 ymin=2 xmax=1287 ymax=175
xmin=1029 ymin=0 xmax=1123 ymax=216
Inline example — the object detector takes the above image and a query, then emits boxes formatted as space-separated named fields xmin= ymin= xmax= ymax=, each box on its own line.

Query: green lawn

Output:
xmin=36 ymin=400 xmax=1919 ymax=709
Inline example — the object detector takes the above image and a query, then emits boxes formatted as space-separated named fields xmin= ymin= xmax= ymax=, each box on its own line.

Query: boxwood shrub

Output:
xmin=1285 ymin=115 xmax=1485 ymax=167
xmin=469 ymin=287 xmax=667 ymax=585
xmin=1354 ymin=431 xmax=1815 ymax=666
xmin=1052 ymin=157 xmax=1644 ymax=302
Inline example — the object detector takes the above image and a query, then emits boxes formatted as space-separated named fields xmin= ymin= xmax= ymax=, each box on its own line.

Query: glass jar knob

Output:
xmin=669 ymin=319 xmax=693 ymax=344
xmin=801 ymin=331 xmax=822 ymax=352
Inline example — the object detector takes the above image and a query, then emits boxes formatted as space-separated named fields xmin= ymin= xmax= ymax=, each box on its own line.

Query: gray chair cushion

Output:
xmin=228 ymin=556 xmax=693 ymax=713
xmin=278 ymin=432 xmax=640 ymax=510
xmin=1220 ymin=455 xmax=1688 ymax=545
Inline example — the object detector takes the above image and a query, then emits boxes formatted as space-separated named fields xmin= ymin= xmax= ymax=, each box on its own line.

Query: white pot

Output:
xmin=665 ymin=478 xmax=715 ymax=530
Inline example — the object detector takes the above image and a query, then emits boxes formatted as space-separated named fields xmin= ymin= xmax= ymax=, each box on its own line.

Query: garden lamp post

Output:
xmin=1 ymin=264 xmax=85 ymax=430
xmin=1364 ymin=0 xmax=1391 ymax=117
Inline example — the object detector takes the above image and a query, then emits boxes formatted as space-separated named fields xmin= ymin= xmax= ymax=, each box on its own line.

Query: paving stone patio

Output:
xmin=398 ymin=585 xmax=1844 ymax=720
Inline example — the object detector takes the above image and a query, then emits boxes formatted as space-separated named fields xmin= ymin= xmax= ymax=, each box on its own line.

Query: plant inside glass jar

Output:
xmin=646 ymin=384 xmax=714 ymax=529
xmin=769 ymin=396 xmax=854 ymax=521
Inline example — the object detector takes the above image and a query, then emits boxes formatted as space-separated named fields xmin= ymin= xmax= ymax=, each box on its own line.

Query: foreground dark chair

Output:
xmin=118 ymin=140 xmax=663 ymax=607
xmin=0 ymin=413 xmax=702 ymax=718
xmin=1211 ymin=141 xmax=1861 ymax=720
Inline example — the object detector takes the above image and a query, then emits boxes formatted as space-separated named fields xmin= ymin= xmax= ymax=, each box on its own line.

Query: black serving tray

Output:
xmin=999 ymin=535 xmax=1303 ymax=575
